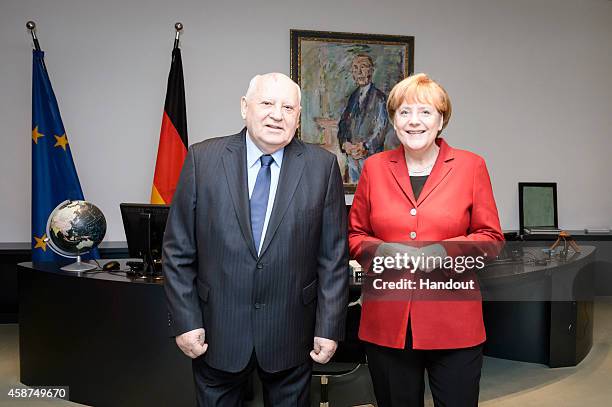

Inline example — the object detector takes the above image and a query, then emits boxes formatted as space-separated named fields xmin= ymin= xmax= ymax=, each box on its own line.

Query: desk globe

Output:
xmin=45 ymin=200 xmax=106 ymax=271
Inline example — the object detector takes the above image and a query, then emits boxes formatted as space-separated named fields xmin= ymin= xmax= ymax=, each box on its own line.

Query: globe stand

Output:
xmin=61 ymin=255 xmax=97 ymax=272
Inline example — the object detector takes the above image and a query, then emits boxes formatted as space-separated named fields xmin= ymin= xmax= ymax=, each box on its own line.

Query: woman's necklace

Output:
xmin=408 ymin=163 xmax=434 ymax=176
xmin=406 ymin=146 xmax=439 ymax=176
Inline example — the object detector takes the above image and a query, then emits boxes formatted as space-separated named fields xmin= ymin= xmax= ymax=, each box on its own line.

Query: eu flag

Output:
xmin=31 ymin=49 xmax=95 ymax=262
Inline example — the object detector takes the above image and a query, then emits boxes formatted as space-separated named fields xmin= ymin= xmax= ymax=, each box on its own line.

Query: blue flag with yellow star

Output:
xmin=31 ymin=49 xmax=97 ymax=262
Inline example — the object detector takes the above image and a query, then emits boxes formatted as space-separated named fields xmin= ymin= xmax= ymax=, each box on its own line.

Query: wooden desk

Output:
xmin=480 ymin=245 xmax=596 ymax=367
xmin=18 ymin=261 xmax=194 ymax=407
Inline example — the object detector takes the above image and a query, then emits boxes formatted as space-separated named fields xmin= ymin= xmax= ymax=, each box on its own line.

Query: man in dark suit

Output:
xmin=337 ymin=54 xmax=396 ymax=183
xmin=163 ymin=72 xmax=348 ymax=406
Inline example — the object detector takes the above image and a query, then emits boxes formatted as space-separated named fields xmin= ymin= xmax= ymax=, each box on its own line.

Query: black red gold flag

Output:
xmin=151 ymin=48 xmax=188 ymax=204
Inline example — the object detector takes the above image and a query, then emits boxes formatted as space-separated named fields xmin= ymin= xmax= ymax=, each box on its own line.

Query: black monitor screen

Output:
xmin=120 ymin=203 xmax=170 ymax=261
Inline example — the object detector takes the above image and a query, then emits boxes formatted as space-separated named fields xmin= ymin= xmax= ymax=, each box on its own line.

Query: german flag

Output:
xmin=151 ymin=47 xmax=188 ymax=204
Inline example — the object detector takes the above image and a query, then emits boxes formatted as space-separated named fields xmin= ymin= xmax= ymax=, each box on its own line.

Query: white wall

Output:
xmin=1 ymin=0 xmax=611 ymax=242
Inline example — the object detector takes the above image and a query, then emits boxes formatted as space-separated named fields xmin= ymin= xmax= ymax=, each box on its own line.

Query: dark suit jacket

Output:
xmin=337 ymin=84 xmax=391 ymax=154
xmin=163 ymin=128 xmax=349 ymax=373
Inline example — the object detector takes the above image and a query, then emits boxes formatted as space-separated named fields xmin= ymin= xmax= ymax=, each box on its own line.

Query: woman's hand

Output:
xmin=374 ymin=242 xmax=447 ymax=272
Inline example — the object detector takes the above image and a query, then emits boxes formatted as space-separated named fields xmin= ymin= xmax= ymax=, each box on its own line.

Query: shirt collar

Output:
xmin=360 ymin=83 xmax=372 ymax=95
xmin=245 ymin=131 xmax=284 ymax=169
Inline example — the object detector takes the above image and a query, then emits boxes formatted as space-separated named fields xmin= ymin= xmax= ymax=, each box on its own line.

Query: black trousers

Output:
xmin=192 ymin=351 xmax=312 ymax=407
xmin=364 ymin=324 xmax=483 ymax=407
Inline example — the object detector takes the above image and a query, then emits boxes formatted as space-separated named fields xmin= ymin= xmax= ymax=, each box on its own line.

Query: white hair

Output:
xmin=244 ymin=73 xmax=301 ymax=104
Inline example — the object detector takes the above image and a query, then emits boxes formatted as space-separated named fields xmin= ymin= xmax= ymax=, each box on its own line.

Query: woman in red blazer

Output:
xmin=349 ymin=73 xmax=504 ymax=406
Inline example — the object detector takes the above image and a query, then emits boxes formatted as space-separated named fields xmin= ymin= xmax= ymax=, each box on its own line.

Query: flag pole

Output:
xmin=26 ymin=21 xmax=41 ymax=52
xmin=151 ymin=22 xmax=188 ymax=204
xmin=173 ymin=22 xmax=183 ymax=50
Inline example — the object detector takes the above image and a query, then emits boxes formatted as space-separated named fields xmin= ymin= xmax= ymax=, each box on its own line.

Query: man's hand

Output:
xmin=343 ymin=141 xmax=367 ymax=160
xmin=175 ymin=328 xmax=208 ymax=359
xmin=342 ymin=141 xmax=355 ymax=154
xmin=310 ymin=336 xmax=337 ymax=364
xmin=350 ymin=142 xmax=367 ymax=160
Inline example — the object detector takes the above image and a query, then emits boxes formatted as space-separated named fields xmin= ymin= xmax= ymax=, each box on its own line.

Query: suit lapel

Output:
xmin=387 ymin=146 xmax=417 ymax=207
xmin=222 ymin=129 xmax=258 ymax=259
xmin=258 ymin=138 xmax=305 ymax=258
xmin=416 ymin=139 xmax=454 ymax=205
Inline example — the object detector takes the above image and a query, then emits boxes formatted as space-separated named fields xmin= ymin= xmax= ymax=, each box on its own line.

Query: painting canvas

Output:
xmin=290 ymin=30 xmax=414 ymax=192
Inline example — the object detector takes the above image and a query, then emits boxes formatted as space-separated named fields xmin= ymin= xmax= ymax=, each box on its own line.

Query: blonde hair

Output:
xmin=387 ymin=73 xmax=452 ymax=131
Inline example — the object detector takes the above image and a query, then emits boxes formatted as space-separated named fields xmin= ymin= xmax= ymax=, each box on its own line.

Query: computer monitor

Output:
xmin=120 ymin=203 xmax=170 ymax=275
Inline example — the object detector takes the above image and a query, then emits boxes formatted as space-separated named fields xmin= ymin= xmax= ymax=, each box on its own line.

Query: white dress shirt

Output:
xmin=358 ymin=83 xmax=372 ymax=107
xmin=245 ymin=132 xmax=284 ymax=254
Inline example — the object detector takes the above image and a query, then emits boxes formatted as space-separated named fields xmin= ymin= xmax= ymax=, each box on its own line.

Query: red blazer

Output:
xmin=349 ymin=138 xmax=504 ymax=349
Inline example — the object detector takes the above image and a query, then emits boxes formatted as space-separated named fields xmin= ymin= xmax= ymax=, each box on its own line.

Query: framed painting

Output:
xmin=290 ymin=29 xmax=414 ymax=193
xmin=518 ymin=182 xmax=559 ymax=234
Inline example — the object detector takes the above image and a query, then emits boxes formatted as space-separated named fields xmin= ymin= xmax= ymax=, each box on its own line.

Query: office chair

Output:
xmin=312 ymin=295 xmax=368 ymax=407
